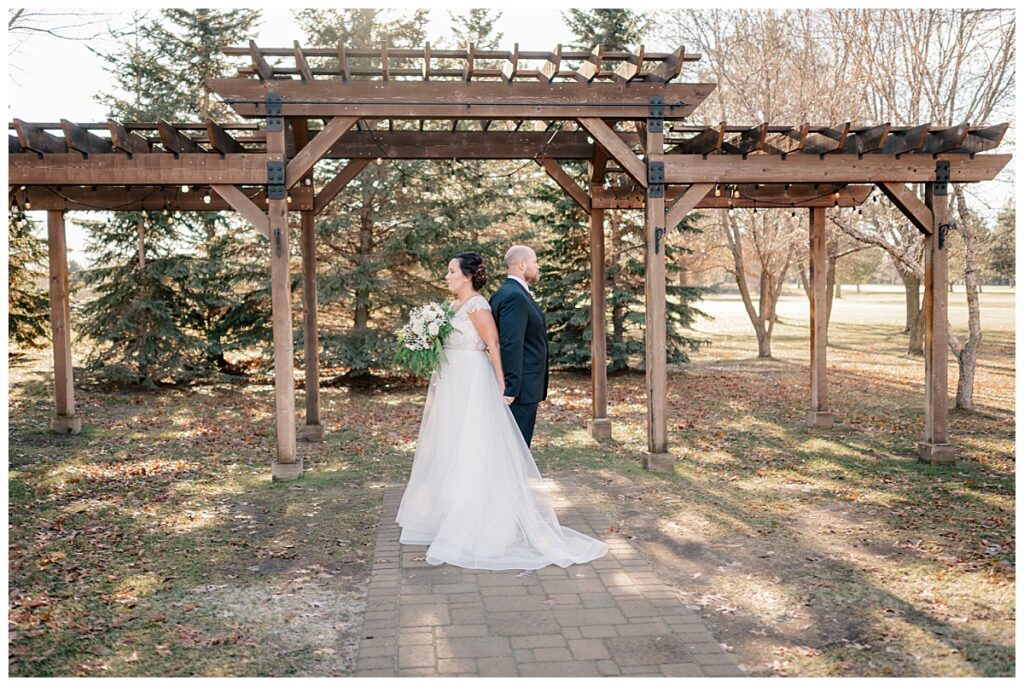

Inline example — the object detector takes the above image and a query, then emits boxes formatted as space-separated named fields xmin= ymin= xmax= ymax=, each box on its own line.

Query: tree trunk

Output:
xmin=951 ymin=188 xmax=983 ymax=410
xmin=825 ymin=254 xmax=836 ymax=328
xmin=899 ymin=270 xmax=924 ymax=355
xmin=723 ymin=214 xmax=772 ymax=358
xmin=354 ymin=204 xmax=373 ymax=330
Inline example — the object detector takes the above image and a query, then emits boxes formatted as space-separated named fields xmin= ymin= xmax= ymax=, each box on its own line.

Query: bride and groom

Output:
xmin=396 ymin=246 xmax=608 ymax=570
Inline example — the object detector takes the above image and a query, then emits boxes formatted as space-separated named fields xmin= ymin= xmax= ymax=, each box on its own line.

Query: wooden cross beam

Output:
xmin=534 ymin=157 xmax=591 ymax=212
xmin=285 ymin=115 xmax=358 ymax=188
xmin=577 ymin=118 xmax=646 ymax=186
xmin=211 ymin=185 xmax=270 ymax=238
xmin=313 ymin=158 xmax=370 ymax=215
xmin=665 ymin=183 xmax=714 ymax=229
xmin=877 ymin=182 xmax=933 ymax=235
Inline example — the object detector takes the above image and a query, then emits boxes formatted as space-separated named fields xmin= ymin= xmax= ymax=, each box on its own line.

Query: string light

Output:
xmin=303 ymin=177 xmax=313 ymax=186
xmin=833 ymin=191 xmax=840 ymax=207
xmin=733 ymin=187 xmax=740 ymax=199
xmin=203 ymin=192 xmax=212 ymax=204
xmin=24 ymin=191 xmax=31 ymax=210
xmin=286 ymin=193 xmax=293 ymax=204
xmin=375 ymin=157 xmax=383 ymax=165
xmin=173 ymin=209 xmax=181 ymax=218
xmin=727 ymin=199 xmax=734 ymax=214
xmin=714 ymin=184 xmax=721 ymax=197
xmin=791 ymin=208 xmax=797 ymax=217
xmin=181 ymin=184 xmax=190 ymax=193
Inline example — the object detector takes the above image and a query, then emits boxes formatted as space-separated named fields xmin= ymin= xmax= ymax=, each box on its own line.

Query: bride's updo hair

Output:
xmin=454 ymin=252 xmax=488 ymax=290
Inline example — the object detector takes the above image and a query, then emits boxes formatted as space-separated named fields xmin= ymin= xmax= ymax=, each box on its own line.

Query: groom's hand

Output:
xmin=503 ymin=396 xmax=515 ymax=406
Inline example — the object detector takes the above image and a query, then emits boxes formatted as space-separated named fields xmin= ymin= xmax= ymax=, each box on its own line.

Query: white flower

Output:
xmin=412 ymin=320 xmax=424 ymax=335
xmin=428 ymin=322 xmax=439 ymax=336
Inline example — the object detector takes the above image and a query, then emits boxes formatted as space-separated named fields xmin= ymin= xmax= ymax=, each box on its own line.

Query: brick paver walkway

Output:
xmin=354 ymin=479 xmax=743 ymax=677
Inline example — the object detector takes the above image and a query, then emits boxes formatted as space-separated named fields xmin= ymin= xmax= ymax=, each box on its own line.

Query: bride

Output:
xmin=395 ymin=252 xmax=608 ymax=570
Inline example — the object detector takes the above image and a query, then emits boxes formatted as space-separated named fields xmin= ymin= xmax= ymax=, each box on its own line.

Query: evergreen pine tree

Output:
xmin=83 ymin=8 xmax=270 ymax=386
xmin=532 ymin=8 xmax=706 ymax=370
xmin=8 ymin=210 xmax=50 ymax=350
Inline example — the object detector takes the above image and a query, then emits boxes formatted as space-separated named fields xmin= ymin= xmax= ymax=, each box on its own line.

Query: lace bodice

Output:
xmin=444 ymin=295 xmax=490 ymax=351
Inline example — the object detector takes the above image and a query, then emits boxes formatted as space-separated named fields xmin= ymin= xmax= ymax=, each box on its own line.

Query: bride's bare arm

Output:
xmin=468 ymin=310 xmax=505 ymax=390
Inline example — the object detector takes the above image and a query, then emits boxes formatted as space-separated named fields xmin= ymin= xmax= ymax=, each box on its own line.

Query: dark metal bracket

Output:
xmin=648 ymin=95 xmax=664 ymax=133
xmin=934 ymin=160 xmax=950 ymax=196
xmin=267 ymin=160 xmax=285 ymax=199
xmin=648 ymin=161 xmax=664 ymax=198
xmin=654 ymin=226 xmax=667 ymax=255
xmin=265 ymin=93 xmax=283 ymax=132
xmin=938 ymin=222 xmax=956 ymax=249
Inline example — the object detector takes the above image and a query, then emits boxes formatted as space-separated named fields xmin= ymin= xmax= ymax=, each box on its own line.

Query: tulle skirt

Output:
xmin=396 ymin=349 xmax=608 ymax=570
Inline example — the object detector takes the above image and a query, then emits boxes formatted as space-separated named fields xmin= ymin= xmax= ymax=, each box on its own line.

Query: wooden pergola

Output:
xmin=9 ymin=43 xmax=1010 ymax=479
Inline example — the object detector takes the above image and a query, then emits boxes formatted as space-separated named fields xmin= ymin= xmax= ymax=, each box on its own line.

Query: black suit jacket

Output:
xmin=489 ymin=278 xmax=549 ymax=405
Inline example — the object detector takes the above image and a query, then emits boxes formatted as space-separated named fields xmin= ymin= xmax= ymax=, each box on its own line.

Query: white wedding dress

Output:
xmin=396 ymin=295 xmax=608 ymax=570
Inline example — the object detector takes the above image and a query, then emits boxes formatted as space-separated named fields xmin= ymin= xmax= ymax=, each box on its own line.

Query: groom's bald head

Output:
xmin=504 ymin=245 xmax=535 ymax=270
xmin=504 ymin=245 xmax=540 ymax=285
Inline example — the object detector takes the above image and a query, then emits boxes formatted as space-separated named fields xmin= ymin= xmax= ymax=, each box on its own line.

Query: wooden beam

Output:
xmin=60 ymin=119 xmax=112 ymax=155
xmin=642 ymin=45 xmax=685 ymax=83
xmin=337 ymin=41 xmax=350 ymax=81
xmin=209 ymin=79 xmax=712 ymax=120
xmin=592 ymin=184 xmax=873 ymax=209
xmin=535 ymin=157 xmax=591 ymax=212
xmin=881 ymin=123 xmax=930 ymax=154
xmin=588 ymin=206 xmax=611 ymax=441
xmin=11 ymin=185 xmax=313 ymax=212
xmin=501 ymin=43 xmax=518 ymax=82
xmin=804 ymin=123 xmax=849 ymax=154
xmin=919 ymin=182 xmax=954 ymax=463
xmin=589 ymin=144 xmax=608 ymax=183
xmin=921 ymin=124 xmax=970 ymax=154
xmin=807 ymin=206 xmax=832 ymax=428
xmin=721 ymin=123 xmax=768 ymax=154
xmin=46 ymin=210 xmax=79 ymax=434
xmin=612 ymin=45 xmax=644 ymax=84
xmin=249 ymin=39 xmax=274 ymax=81
xmin=293 ymin=41 xmax=313 ymax=81
xmin=661 ymin=153 xmax=1010 ymax=184
xmin=665 ymin=183 xmax=713 ymax=229
xmin=158 ymin=119 xmax=204 ymax=154
xmin=267 ymin=123 xmax=298 ymax=476
xmin=106 ymin=119 xmax=151 ymax=154
xmin=644 ymin=120 xmax=669 ymax=460
xmin=300 ymin=209 xmax=322 ymax=438
xmin=205 ymin=118 xmax=243 ymax=154
xmin=538 ymin=45 xmax=561 ymax=83
xmin=285 ymin=115 xmax=357 ymax=188
xmin=961 ymin=123 xmax=1009 ymax=153
xmin=313 ymin=158 xmax=370 ymax=215
xmin=422 ymin=42 xmax=431 ymax=81
xmin=13 ymin=119 xmax=66 ymax=153
xmin=575 ymin=45 xmax=603 ymax=83
xmin=577 ymin=118 xmax=646 ymax=186
xmin=839 ymin=123 xmax=890 ymax=154
xmin=463 ymin=43 xmax=475 ymax=81
xmin=10 ymin=152 xmax=269 ymax=185
xmin=671 ymin=123 xmax=724 ymax=154
xmin=211 ymin=185 xmax=270 ymax=239
xmin=878 ymin=182 xmax=933 ymax=235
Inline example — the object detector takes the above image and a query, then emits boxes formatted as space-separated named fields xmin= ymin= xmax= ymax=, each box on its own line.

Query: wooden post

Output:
xmin=267 ymin=125 xmax=300 ymax=480
xmin=643 ymin=119 xmax=672 ymax=471
xmin=299 ymin=209 xmax=324 ymax=441
xmin=46 ymin=210 xmax=81 ymax=434
xmin=588 ymin=206 xmax=612 ymax=441
xmin=806 ymin=207 xmax=833 ymax=428
xmin=919 ymin=181 xmax=956 ymax=463
xmin=290 ymin=117 xmax=325 ymax=443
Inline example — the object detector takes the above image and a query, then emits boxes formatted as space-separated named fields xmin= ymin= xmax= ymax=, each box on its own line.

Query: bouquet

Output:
xmin=394 ymin=301 xmax=455 ymax=379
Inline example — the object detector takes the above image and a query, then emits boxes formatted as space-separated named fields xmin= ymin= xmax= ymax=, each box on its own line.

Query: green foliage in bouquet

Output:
xmin=393 ymin=302 xmax=455 ymax=379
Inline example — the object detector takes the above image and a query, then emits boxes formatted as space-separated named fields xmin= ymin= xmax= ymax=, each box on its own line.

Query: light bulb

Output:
xmin=286 ymin=194 xmax=292 ymax=204
xmin=375 ymin=157 xmax=383 ymax=165
xmin=181 ymin=184 xmax=190 ymax=193
xmin=304 ymin=177 xmax=312 ymax=186
xmin=733 ymin=188 xmax=740 ymax=199
xmin=203 ymin=193 xmax=212 ymax=204
xmin=714 ymin=184 xmax=721 ymax=197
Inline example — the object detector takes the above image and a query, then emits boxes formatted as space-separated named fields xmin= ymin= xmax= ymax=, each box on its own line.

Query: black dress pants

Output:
xmin=509 ymin=402 xmax=539 ymax=447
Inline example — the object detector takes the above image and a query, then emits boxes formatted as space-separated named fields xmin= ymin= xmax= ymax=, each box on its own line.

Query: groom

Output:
xmin=490 ymin=245 xmax=549 ymax=447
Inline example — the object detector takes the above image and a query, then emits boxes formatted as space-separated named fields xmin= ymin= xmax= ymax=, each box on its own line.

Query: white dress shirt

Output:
xmin=508 ymin=274 xmax=532 ymax=297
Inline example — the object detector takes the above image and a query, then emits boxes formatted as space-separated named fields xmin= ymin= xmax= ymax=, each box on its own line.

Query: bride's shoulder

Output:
xmin=465 ymin=294 xmax=492 ymax=313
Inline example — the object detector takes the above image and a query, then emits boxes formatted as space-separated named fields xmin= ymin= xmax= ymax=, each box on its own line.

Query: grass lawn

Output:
xmin=8 ymin=285 xmax=1014 ymax=676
